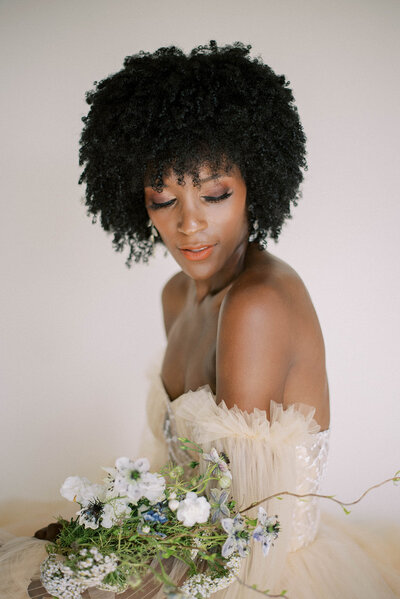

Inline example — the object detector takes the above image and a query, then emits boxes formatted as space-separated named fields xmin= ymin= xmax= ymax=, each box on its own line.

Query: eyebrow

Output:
xmin=145 ymin=174 xmax=224 ymax=189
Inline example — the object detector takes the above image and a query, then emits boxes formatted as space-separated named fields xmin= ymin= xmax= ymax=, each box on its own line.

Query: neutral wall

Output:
xmin=1 ymin=0 xmax=399 ymax=532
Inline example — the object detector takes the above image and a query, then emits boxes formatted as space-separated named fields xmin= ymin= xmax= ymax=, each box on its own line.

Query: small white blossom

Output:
xmin=97 ymin=580 xmax=129 ymax=592
xmin=176 ymin=492 xmax=211 ymax=527
xmin=51 ymin=547 xmax=119 ymax=588
xmin=179 ymin=555 xmax=241 ymax=597
xmin=73 ymin=550 xmax=118 ymax=585
xmin=168 ymin=498 xmax=180 ymax=511
xmin=41 ymin=555 xmax=87 ymax=599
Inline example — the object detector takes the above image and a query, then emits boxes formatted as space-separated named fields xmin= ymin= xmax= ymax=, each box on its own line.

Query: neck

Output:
xmin=192 ymin=238 xmax=254 ymax=303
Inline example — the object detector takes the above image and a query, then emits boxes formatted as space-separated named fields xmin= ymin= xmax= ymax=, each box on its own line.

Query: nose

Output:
xmin=177 ymin=202 xmax=207 ymax=236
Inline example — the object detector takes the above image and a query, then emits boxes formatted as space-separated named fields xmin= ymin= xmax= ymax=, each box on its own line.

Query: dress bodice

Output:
xmin=145 ymin=370 xmax=330 ymax=553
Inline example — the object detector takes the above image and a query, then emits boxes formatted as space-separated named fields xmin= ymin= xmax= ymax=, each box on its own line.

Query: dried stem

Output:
xmin=211 ymin=555 xmax=289 ymax=598
xmin=240 ymin=474 xmax=400 ymax=515
xmin=233 ymin=572 xmax=289 ymax=598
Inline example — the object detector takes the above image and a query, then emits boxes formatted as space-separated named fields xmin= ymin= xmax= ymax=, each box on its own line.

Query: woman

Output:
xmin=1 ymin=40 xmax=399 ymax=599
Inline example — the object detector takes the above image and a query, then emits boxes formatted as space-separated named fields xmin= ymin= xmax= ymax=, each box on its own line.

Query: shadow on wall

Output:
xmin=0 ymin=498 xmax=78 ymax=536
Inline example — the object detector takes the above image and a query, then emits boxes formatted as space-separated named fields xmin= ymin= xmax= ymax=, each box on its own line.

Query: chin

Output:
xmin=181 ymin=262 xmax=218 ymax=281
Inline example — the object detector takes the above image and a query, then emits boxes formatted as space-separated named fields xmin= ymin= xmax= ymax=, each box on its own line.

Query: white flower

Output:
xmin=114 ymin=457 xmax=165 ymax=504
xmin=139 ymin=471 xmax=166 ymax=503
xmin=113 ymin=457 xmax=165 ymax=504
xmin=101 ymin=497 xmax=132 ymax=528
xmin=77 ymin=498 xmax=105 ymax=530
xmin=176 ymin=492 xmax=211 ymax=527
xmin=168 ymin=499 xmax=180 ymax=512
xmin=60 ymin=476 xmax=104 ymax=504
xmin=116 ymin=456 xmax=150 ymax=473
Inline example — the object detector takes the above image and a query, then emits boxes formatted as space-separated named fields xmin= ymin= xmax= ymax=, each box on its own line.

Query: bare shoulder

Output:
xmin=161 ymin=271 xmax=191 ymax=336
xmin=220 ymin=250 xmax=309 ymax=331
xmin=217 ymin=250 xmax=329 ymax=425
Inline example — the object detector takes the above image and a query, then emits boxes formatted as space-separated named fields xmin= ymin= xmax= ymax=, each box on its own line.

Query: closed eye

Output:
xmin=149 ymin=191 xmax=233 ymax=210
xmin=149 ymin=198 xmax=176 ymax=210
xmin=203 ymin=191 xmax=233 ymax=203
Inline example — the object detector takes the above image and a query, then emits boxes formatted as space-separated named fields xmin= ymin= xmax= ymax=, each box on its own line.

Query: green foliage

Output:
xmin=43 ymin=457 xmax=255 ymax=595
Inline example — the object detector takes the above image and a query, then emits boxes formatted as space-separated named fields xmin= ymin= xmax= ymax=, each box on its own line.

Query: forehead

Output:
xmin=144 ymin=164 xmax=242 ymax=189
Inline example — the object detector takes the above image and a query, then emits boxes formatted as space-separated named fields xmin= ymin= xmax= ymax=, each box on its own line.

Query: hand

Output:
xmin=34 ymin=521 xmax=64 ymax=542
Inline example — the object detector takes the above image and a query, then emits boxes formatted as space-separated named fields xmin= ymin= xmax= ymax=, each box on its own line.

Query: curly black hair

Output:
xmin=79 ymin=40 xmax=307 ymax=265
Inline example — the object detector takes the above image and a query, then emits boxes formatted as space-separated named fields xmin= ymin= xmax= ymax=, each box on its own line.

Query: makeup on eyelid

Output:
xmin=144 ymin=165 xmax=248 ymax=285
xmin=149 ymin=191 xmax=233 ymax=210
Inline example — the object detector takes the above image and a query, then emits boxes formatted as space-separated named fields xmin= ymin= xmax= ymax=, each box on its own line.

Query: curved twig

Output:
xmin=240 ymin=474 xmax=400 ymax=514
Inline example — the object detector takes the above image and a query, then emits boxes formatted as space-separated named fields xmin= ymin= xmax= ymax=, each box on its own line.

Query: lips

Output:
xmin=179 ymin=244 xmax=215 ymax=261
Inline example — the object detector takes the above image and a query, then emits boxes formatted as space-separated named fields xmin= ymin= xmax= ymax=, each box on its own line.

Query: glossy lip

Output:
xmin=179 ymin=244 xmax=215 ymax=261
xmin=178 ymin=243 xmax=215 ymax=250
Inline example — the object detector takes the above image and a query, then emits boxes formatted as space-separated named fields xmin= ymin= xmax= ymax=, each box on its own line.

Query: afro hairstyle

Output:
xmin=79 ymin=40 xmax=307 ymax=265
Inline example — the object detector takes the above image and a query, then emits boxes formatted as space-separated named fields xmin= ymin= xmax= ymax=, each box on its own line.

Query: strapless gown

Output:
xmin=1 ymin=366 xmax=399 ymax=598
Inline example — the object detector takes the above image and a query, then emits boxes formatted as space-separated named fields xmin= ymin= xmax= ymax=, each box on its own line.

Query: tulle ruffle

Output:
xmin=1 ymin=366 xmax=399 ymax=599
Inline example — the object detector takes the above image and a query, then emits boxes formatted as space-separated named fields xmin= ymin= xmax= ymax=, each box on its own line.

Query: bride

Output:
xmin=1 ymin=40 xmax=399 ymax=598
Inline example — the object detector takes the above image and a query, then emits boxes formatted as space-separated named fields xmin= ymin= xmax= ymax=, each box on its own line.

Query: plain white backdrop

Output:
xmin=1 ymin=0 xmax=399 ymax=532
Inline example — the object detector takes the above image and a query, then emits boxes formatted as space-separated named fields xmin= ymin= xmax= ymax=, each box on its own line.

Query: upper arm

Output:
xmin=216 ymin=282 xmax=294 ymax=414
xmin=161 ymin=271 xmax=189 ymax=337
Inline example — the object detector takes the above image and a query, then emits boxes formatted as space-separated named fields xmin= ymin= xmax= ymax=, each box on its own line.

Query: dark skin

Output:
xmin=146 ymin=164 xmax=329 ymax=429
xmin=35 ymin=163 xmax=329 ymax=541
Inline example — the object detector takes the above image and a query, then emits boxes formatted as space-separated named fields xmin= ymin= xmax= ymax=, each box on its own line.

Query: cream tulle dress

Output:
xmin=1 ymin=361 xmax=399 ymax=599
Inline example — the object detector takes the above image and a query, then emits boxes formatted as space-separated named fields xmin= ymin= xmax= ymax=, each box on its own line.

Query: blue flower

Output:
xmin=142 ymin=502 xmax=169 ymax=524
xmin=209 ymin=488 xmax=230 ymax=523
xmin=220 ymin=514 xmax=249 ymax=558
xmin=252 ymin=507 xmax=280 ymax=556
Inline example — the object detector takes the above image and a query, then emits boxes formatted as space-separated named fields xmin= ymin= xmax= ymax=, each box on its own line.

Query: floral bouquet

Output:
xmin=39 ymin=439 xmax=280 ymax=599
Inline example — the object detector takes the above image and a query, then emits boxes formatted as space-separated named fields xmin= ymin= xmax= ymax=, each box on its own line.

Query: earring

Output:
xmin=248 ymin=219 xmax=259 ymax=242
xmin=147 ymin=219 xmax=159 ymax=244
xmin=247 ymin=204 xmax=259 ymax=243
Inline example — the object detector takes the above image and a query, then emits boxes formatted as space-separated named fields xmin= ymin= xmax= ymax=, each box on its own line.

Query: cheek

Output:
xmin=152 ymin=217 xmax=177 ymax=249
xmin=212 ymin=202 xmax=248 ymax=237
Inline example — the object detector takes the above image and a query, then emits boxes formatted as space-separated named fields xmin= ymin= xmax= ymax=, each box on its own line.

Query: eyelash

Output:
xmin=149 ymin=191 xmax=233 ymax=210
